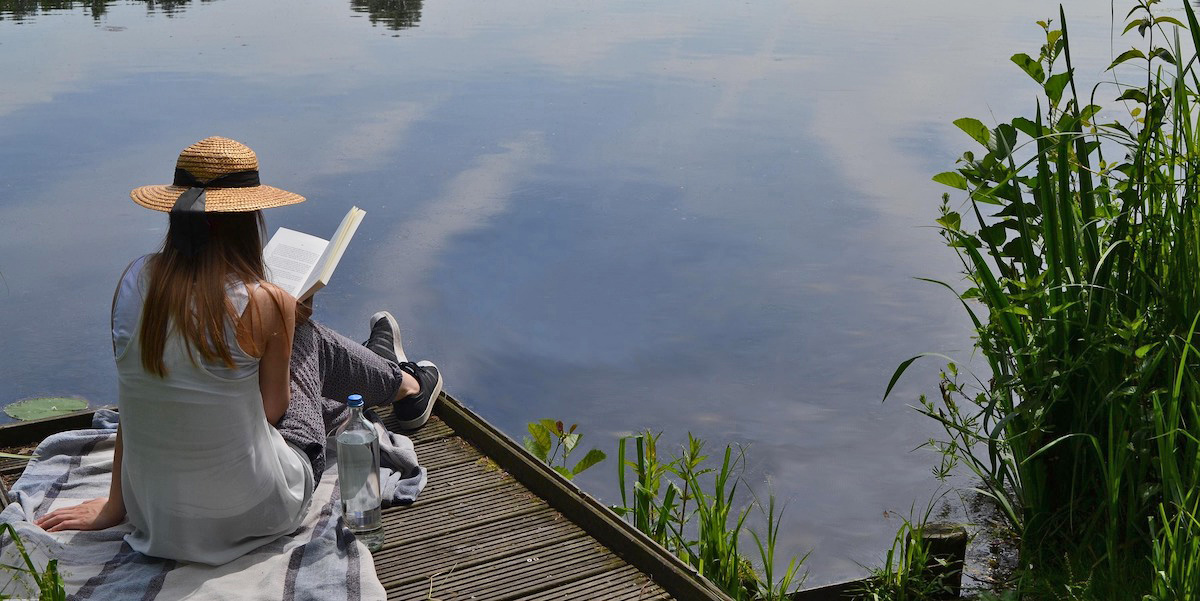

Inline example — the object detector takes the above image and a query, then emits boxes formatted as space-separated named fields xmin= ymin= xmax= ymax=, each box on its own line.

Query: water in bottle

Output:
xmin=335 ymin=394 xmax=383 ymax=551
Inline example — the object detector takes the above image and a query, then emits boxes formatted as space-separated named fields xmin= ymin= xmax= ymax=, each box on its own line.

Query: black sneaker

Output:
xmin=364 ymin=311 xmax=407 ymax=364
xmin=394 ymin=361 xmax=442 ymax=430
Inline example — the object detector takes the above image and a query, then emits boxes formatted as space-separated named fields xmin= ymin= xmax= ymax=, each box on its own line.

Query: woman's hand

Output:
xmin=34 ymin=497 xmax=125 ymax=532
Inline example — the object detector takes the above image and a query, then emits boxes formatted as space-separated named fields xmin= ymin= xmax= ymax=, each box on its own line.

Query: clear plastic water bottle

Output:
xmin=335 ymin=394 xmax=383 ymax=551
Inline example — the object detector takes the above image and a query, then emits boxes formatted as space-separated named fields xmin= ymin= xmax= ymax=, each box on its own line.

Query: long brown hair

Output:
xmin=139 ymin=210 xmax=267 ymax=376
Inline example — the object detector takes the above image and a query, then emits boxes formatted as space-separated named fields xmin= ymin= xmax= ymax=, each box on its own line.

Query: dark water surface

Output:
xmin=0 ymin=0 xmax=1127 ymax=583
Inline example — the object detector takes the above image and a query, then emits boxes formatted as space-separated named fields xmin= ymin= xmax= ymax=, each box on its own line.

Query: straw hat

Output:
xmin=130 ymin=137 xmax=305 ymax=212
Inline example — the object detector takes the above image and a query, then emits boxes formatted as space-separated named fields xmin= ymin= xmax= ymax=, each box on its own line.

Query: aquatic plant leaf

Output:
xmin=1079 ymin=104 xmax=1103 ymax=122
xmin=1108 ymin=49 xmax=1146 ymax=71
xmin=1011 ymin=116 xmax=1039 ymax=139
xmin=1044 ymin=71 xmax=1072 ymax=106
xmin=525 ymin=423 xmax=551 ymax=460
xmin=947 ymin=234 xmax=981 ymax=250
xmin=933 ymin=171 xmax=968 ymax=190
xmin=562 ymin=432 xmax=581 ymax=454
xmin=980 ymin=223 xmax=1008 ymax=246
xmin=953 ymin=118 xmax=991 ymax=147
xmin=992 ymin=123 xmax=1018 ymax=155
xmin=1123 ymin=18 xmax=1148 ymax=35
xmin=4 ymin=397 xmax=87 ymax=422
xmin=1149 ymin=47 xmax=1176 ymax=65
xmin=936 ymin=211 xmax=962 ymax=231
xmin=971 ymin=185 xmax=1004 ymax=205
xmin=1011 ymin=53 xmax=1045 ymax=83
xmin=1117 ymin=88 xmax=1148 ymax=104
xmin=883 ymin=353 xmax=954 ymax=401
xmin=572 ymin=449 xmax=607 ymax=475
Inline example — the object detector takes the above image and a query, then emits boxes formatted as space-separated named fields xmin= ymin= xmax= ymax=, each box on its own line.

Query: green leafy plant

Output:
xmin=0 ymin=523 xmax=66 ymax=601
xmin=749 ymin=492 xmax=806 ymax=600
xmin=858 ymin=498 xmax=963 ymax=601
xmin=522 ymin=419 xmax=606 ymax=480
xmin=1145 ymin=492 xmax=1200 ymax=601
xmin=888 ymin=0 xmax=1200 ymax=595
xmin=613 ymin=432 xmax=807 ymax=601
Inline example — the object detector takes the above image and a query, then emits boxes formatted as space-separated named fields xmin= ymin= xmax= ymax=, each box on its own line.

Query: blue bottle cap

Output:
xmin=347 ymin=394 xmax=364 ymax=407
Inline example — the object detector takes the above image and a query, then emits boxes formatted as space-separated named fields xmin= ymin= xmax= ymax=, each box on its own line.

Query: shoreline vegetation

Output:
xmin=524 ymin=422 xmax=810 ymax=600
xmin=887 ymin=0 xmax=1200 ymax=598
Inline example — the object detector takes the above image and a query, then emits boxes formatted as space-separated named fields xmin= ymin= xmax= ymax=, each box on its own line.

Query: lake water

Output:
xmin=0 ymin=0 xmax=1133 ymax=585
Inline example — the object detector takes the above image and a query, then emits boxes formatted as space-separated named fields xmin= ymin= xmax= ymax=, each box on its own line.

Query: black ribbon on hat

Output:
xmin=168 ymin=168 xmax=261 ymax=257
xmin=169 ymin=168 xmax=261 ymax=213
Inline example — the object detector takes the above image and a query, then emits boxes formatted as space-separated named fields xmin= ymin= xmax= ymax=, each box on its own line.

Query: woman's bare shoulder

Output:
xmin=245 ymin=281 xmax=294 ymax=306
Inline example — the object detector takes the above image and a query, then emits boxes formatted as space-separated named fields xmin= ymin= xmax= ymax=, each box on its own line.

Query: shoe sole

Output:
xmin=369 ymin=311 xmax=408 ymax=363
xmin=394 ymin=360 xmax=442 ymax=430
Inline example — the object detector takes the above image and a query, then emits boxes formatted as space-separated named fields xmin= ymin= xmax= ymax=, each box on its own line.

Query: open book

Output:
xmin=263 ymin=206 xmax=366 ymax=301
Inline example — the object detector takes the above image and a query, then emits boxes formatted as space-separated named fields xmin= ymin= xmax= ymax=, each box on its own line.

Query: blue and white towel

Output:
xmin=0 ymin=410 xmax=404 ymax=601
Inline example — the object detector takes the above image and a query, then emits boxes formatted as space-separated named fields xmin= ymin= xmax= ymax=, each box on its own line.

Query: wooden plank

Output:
xmin=375 ymin=409 xmax=454 ymax=444
xmin=417 ymin=460 xmax=512 ymax=503
xmin=0 ymin=456 xmax=31 ymax=477
xmin=512 ymin=563 xmax=671 ymax=601
xmin=411 ymin=436 xmax=482 ymax=470
xmin=375 ymin=507 xmax=583 ymax=588
xmin=386 ymin=535 xmax=624 ymax=601
xmin=434 ymin=394 xmax=730 ymax=601
xmin=381 ymin=482 xmax=543 ymax=544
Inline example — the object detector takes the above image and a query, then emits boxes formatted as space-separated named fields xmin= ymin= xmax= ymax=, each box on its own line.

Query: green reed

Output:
xmin=613 ymin=432 xmax=807 ymax=601
xmin=857 ymin=503 xmax=948 ymax=601
xmin=0 ymin=523 xmax=65 ymax=601
xmin=887 ymin=0 xmax=1200 ymax=593
xmin=1146 ymin=493 xmax=1200 ymax=600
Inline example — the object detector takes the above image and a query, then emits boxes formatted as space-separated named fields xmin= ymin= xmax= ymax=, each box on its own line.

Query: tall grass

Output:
xmin=888 ymin=0 xmax=1200 ymax=593
xmin=857 ymin=505 xmax=947 ymax=601
xmin=0 ymin=523 xmax=66 ymax=601
xmin=1146 ymin=493 xmax=1200 ymax=600
xmin=613 ymin=432 xmax=807 ymax=601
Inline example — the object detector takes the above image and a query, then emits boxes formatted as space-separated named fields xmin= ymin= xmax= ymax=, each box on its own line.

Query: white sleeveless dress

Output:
xmin=111 ymin=255 xmax=313 ymax=565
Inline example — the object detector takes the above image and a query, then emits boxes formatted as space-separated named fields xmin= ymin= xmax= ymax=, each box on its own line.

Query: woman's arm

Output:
xmin=238 ymin=283 xmax=296 ymax=425
xmin=35 ymin=425 xmax=127 ymax=532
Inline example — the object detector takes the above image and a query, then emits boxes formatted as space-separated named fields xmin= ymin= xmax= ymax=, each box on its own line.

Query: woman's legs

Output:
xmin=275 ymin=319 xmax=407 ymax=481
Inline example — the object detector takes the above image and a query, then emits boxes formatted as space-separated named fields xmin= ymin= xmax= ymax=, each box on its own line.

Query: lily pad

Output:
xmin=4 ymin=397 xmax=88 ymax=421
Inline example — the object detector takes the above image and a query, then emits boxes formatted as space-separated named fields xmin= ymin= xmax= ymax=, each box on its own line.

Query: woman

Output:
xmin=34 ymin=137 xmax=442 ymax=565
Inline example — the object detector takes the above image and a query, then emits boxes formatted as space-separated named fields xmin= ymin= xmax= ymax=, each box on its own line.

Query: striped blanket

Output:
xmin=0 ymin=411 xmax=387 ymax=600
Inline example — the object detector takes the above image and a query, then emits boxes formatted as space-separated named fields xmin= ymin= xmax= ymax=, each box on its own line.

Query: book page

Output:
xmin=297 ymin=206 xmax=365 ymax=300
xmin=264 ymin=228 xmax=329 ymax=299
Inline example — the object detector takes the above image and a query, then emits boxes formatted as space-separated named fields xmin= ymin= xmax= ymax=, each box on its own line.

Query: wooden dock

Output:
xmin=0 ymin=394 xmax=863 ymax=601
xmin=0 ymin=395 xmax=732 ymax=601
xmin=370 ymin=395 xmax=724 ymax=600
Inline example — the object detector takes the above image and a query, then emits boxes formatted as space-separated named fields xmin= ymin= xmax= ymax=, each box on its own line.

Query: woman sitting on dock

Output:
xmin=33 ymin=136 xmax=443 ymax=565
